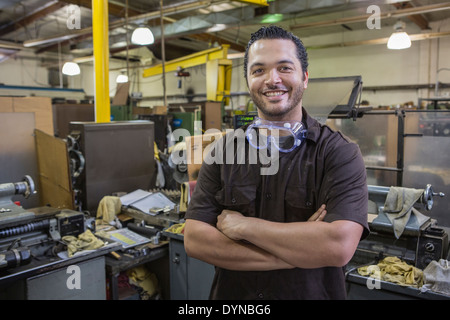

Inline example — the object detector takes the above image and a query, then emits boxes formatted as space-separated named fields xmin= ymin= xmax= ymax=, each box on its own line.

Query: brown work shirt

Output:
xmin=185 ymin=107 xmax=369 ymax=300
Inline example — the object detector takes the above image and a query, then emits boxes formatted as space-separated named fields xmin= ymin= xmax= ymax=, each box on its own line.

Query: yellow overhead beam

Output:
xmin=143 ymin=45 xmax=230 ymax=78
xmin=143 ymin=45 xmax=233 ymax=102
xmin=235 ymin=0 xmax=268 ymax=6
xmin=92 ymin=0 xmax=110 ymax=123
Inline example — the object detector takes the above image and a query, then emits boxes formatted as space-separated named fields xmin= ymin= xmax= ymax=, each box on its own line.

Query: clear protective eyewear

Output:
xmin=245 ymin=118 xmax=307 ymax=153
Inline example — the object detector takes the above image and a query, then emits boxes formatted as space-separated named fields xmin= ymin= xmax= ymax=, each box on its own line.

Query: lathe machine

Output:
xmin=354 ymin=184 xmax=448 ymax=269
xmin=0 ymin=176 xmax=117 ymax=299
xmin=346 ymin=184 xmax=449 ymax=299
xmin=0 ymin=176 xmax=85 ymax=271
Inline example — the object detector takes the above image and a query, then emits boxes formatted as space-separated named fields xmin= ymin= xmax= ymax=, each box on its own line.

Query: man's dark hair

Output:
xmin=243 ymin=25 xmax=308 ymax=82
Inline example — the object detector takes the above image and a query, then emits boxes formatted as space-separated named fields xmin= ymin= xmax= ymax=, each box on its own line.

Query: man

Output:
xmin=183 ymin=26 xmax=369 ymax=299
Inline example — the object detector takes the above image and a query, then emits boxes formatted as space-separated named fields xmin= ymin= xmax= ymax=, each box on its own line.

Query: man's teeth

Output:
xmin=264 ymin=91 xmax=285 ymax=97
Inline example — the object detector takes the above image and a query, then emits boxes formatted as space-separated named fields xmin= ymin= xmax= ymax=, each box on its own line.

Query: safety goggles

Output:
xmin=245 ymin=118 xmax=307 ymax=153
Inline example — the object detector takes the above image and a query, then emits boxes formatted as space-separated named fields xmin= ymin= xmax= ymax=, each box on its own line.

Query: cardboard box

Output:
xmin=0 ymin=96 xmax=54 ymax=135
xmin=186 ymin=131 xmax=225 ymax=181
xmin=133 ymin=106 xmax=167 ymax=115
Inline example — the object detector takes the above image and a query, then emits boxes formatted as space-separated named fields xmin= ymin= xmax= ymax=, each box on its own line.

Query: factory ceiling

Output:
xmin=0 ymin=0 xmax=450 ymax=70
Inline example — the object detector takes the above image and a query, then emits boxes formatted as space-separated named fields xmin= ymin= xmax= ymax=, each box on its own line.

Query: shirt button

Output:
xmin=231 ymin=198 xmax=236 ymax=204
xmin=265 ymin=193 xmax=272 ymax=200
xmin=306 ymin=201 xmax=312 ymax=207
xmin=258 ymin=293 xmax=264 ymax=299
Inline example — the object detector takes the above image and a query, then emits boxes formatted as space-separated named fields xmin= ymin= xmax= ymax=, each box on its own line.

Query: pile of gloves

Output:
xmin=358 ymin=256 xmax=424 ymax=288
xmin=358 ymin=256 xmax=450 ymax=296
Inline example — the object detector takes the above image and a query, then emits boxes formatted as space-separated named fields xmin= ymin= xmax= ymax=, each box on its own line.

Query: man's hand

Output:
xmin=308 ymin=204 xmax=327 ymax=222
xmin=217 ymin=205 xmax=327 ymax=240
xmin=217 ymin=209 xmax=246 ymax=241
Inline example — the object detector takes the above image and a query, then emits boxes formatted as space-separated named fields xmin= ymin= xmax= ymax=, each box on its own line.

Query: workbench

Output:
xmin=163 ymin=231 xmax=215 ymax=300
xmin=0 ymin=244 xmax=118 ymax=299
xmin=104 ymin=242 xmax=169 ymax=300
xmin=345 ymin=267 xmax=450 ymax=300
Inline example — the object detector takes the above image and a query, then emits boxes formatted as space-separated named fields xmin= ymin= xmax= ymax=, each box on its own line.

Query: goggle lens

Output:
xmin=245 ymin=119 xmax=305 ymax=153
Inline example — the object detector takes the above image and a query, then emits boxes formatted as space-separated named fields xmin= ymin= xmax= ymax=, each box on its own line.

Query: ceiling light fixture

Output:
xmin=116 ymin=74 xmax=129 ymax=83
xmin=131 ymin=26 xmax=154 ymax=45
xmin=62 ymin=61 xmax=81 ymax=76
xmin=206 ymin=24 xmax=227 ymax=33
xmin=387 ymin=21 xmax=411 ymax=50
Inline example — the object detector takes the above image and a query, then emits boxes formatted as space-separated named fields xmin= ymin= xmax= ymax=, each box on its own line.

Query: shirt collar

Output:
xmin=302 ymin=107 xmax=321 ymax=143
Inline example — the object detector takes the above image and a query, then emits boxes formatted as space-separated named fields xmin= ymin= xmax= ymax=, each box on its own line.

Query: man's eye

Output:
xmin=280 ymin=66 xmax=292 ymax=72
xmin=252 ymin=68 xmax=263 ymax=75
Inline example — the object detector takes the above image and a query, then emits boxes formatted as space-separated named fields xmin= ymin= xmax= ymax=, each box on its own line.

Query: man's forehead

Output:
xmin=249 ymin=39 xmax=297 ymax=57
xmin=248 ymin=39 xmax=299 ymax=65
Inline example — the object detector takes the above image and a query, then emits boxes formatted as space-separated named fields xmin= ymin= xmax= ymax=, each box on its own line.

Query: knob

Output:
xmin=425 ymin=242 xmax=435 ymax=252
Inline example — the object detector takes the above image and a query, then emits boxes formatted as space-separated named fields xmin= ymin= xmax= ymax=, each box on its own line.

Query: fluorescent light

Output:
xmin=116 ymin=74 xmax=129 ymax=83
xmin=131 ymin=27 xmax=154 ymax=45
xmin=62 ymin=62 xmax=80 ymax=76
xmin=206 ymin=24 xmax=226 ymax=33
xmin=261 ymin=14 xmax=284 ymax=24
xmin=387 ymin=21 xmax=411 ymax=50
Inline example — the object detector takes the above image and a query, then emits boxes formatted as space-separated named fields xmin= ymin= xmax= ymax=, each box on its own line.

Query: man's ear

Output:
xmin=303 ymin=71 xmax=309 ymax=89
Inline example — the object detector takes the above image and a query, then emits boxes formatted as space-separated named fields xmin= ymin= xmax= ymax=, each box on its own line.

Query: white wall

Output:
xmin=0 ymin=54 xmax=48 ymax=87
xmin=1 ymin=18 xmax=449 ymax=110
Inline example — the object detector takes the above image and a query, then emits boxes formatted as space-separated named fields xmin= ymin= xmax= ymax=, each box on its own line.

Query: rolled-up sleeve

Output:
xmin=185 ymin=148 xmax=223 ymax=226
xmin=318 ymin=134 xmax=370 ymax=239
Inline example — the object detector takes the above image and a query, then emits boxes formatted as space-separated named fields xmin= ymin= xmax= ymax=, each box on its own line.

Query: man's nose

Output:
xmin=264 ymin=69 xmax=281 ymax=85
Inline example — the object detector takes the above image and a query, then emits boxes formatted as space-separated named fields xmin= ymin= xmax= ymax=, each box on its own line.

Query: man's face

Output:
xmin=246 ymin=39 xmax=308 ymax=120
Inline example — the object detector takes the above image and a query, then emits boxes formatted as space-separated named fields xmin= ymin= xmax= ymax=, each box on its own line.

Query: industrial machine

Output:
xmin=68 ymin=121 xmax=156 ymax=214
xmin=0 ymin=176 xmax=116 ymax=299
xmin=353 ymin=184 xmax=448 ymax=270
xmin=0 ymin=176 xmax=85 ymax=271
xmin=346 ymin=184 xmax=449 ymax=299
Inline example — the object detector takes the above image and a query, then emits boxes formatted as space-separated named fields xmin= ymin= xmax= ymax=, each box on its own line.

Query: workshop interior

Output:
xmin=0 ymin=0 xmax=450 ymax=300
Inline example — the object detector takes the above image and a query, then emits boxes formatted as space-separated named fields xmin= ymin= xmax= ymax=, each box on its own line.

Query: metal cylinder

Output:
xmin=0 ymin=247 xmax=32 ymax=270
xmin=0 ymin=175 xmax=35 ymax=199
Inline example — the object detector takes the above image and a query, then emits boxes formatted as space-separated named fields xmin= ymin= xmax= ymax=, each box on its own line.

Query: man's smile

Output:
xmin=262 ymin=90 xmax=288 ymax=101
xmin=263 ymin=90 xmax=286 ymax=97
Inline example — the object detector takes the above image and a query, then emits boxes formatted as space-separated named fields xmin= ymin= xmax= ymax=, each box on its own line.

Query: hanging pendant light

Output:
xmin=62 ymin=61 xmax=81 ymax=75
xmin=131 ymin=26 xmax=154 ymax=45
xmin=116 ymin=74 xmax=129 ymax=83
xmin=387 ymin=21 xmax=411 ymax=50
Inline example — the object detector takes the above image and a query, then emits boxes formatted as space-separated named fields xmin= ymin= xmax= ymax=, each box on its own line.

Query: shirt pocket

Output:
xmin=215 ymin=184 xmax=257 ymax=217
xmin=284 ymin=186 xmax=316 ymax=222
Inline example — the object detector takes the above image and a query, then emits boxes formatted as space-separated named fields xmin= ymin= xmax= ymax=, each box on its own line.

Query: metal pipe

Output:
xmin=23 ymin=1 xmax=219 ymax=48
xmin=435 ymin=68 xmax=450 ymax=97
xmin=160 ymin=0 xmax=167 ymax=107
xmin=291 ymin=2 xmax=450 ymax=30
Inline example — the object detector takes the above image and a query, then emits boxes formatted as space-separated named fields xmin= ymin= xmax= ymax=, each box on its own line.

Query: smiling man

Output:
xmin=183 ymin=26 xmax=369 ymax=300
xmin=245 ymin=36 xmax=308 ymax=120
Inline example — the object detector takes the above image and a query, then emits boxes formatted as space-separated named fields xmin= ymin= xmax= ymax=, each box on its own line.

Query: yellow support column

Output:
xmin=218 ymin=59 xmax=232 ymax=104
xmin=206 ymin=60 xmax=219 ymax=101
xmin=92 ymin=0 xmax=110 ymax=123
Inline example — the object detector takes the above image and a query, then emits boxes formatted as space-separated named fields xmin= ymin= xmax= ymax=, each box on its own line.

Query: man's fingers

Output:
xmin=308 ymin=204 xmax=327 ymax=222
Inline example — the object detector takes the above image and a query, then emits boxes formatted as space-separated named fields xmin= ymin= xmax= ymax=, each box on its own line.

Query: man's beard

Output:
xmin=251 ymin=84 xmax=305 ymax=119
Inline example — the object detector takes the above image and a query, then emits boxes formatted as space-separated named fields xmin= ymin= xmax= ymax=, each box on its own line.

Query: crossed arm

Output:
xmin=184 ymin=205 xmax=363 ymax=271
